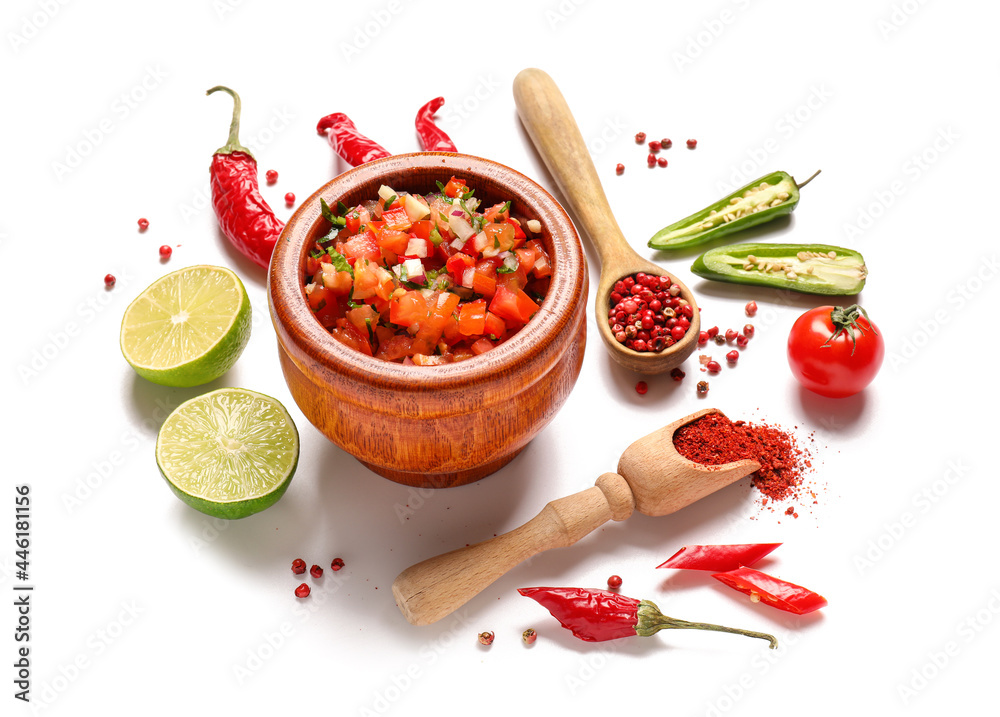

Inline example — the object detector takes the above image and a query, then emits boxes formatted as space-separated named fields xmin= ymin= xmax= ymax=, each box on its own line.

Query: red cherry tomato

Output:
xmin=787 ymin=305 xmax=884 ymax=398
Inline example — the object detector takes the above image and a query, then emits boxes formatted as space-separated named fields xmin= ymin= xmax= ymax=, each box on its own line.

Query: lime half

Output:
xmin=121 ymin=265 xmax=251 ymax=387
xmin=155 ymin=388 xmax=299 ymax=519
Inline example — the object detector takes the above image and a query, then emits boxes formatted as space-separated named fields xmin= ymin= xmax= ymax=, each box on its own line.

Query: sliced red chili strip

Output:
xmin=657 ymin=543 xmax=782 ymax=572
xmin=415 ymin=97 xmax=458 ymax=153
xmin=711 ymin=566 xmax=827 ymax=615
xmin=316 ymin=112 xmax=391 ymax=167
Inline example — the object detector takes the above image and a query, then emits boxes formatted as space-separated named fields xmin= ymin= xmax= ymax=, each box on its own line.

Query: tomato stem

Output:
xmin=824 ymin=304 xmax=876 ymax=356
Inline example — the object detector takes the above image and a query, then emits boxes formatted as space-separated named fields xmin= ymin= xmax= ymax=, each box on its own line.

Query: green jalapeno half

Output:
xmin=691 ymin=243 xmax=867 ymax=296
xmin=648 ymin=170 xmax=820 ymax=251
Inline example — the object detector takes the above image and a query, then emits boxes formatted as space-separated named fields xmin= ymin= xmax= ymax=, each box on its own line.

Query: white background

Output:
xmin=4 ymin=1 xmax=999 ymax=715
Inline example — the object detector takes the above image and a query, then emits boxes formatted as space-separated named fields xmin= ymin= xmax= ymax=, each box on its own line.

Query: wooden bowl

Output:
xmin=268 ymin=153 xmax=588 ymax=488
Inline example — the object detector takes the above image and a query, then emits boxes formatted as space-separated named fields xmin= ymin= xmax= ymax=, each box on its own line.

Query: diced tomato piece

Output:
xmin=458 ymin=299 xmax=487 ymax=336
xmin=489 ymin=284 xmax=539 ymax=324
xmin=314 ymin=297 xmax=343 ymax=328
xmin=320 ymin=267 xmax=353 ymax=295
xmin=484 ymin=311 xmax=506 ymax=339
xmin=443 ymin=176 xmax=467 ymax=198
xmin=319 ymin=253 xmax=333 ymax=264
xmin=345 ymin=208 xmax=362 ymax=235
xmin=307 ymin=284 xmax=330 ymax=311
xmin=508 ymin=219 xmax=527 ymax=242
xmin=306 ymin=255 xmax=321 ymax=277
xmin=390 ymin=291 xmax=428 ymax=327
xmin=412 ymin=353 xmax=454 ymax=366
xmin=446 ymin=253 xmax=475 ymax=279
xmin=480 ymin=223 xmax=517 ymax=257
xmin=381 ymin=206 xmax=412 ymax=231
xmin=342 ymin=230 xmax=381 ymax=264
xmin=346 ymin=304 xmax=378 ymax=334
xmin=377 ymin=227 xmax=411 ymax=254
xmin=410 ymin=220 xmax=434 ymax=240
xmin=470 ymin=338 xmax=495 ymax=355
xmin=330 ymin=319 xmax=372 ymax=356
xmin=472 ymin=271 xmax=496 ymax=298
xmin=375 ymin=335 xmax=415 ymax=362
xmin=483 ymin=202 xmax=510 ymax=223
xmin=526 ymin=239 xmax=551 ymax=278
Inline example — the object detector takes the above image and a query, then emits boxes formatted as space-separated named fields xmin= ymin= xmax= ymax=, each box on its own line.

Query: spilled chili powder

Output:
xmin=673 ymin=413 xmax=812 ymax=503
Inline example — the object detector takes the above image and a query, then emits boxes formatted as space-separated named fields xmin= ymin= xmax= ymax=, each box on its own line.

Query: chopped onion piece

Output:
xmin=402 ymin=258 xmax=425 ymax=284
xmin=461 ymin=266 xmax=476 ymax=289
xmin=405 ymin=237 xmax=429 ymax=258
xmin=526 ymin=219 xmax=542 ymax=233
xmin=378 ymin=185 xmax=397 ymax=204
xmin=449 ymin=212 xmax=475 ymax=241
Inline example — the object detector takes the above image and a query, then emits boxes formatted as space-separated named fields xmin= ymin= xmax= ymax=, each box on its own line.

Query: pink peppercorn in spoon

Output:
xmin=513 ymin=68 xmax=699 ymax=375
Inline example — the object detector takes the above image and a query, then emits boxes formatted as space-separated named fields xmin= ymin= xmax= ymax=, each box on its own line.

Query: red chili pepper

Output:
xmin=415 ymin=97 xmax=458 ymax=153
xmin=518 ymin=587 xmax=776 ymax=648
xmin=316 ymin=112 xmax=391 ymax=167
xmin=657 ymin=543 xmax=782 ymax=572
xmin=206 ymin=86 xmax=285 ymax=269
xmin=712 ymin=567 xmax=827 ymax=615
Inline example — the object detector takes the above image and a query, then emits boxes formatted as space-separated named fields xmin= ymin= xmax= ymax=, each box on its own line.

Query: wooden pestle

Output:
xmin=392 ymin=408 xmax=760 ymax=626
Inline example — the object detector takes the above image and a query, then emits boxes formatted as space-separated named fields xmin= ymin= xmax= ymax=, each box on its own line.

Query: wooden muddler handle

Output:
xmin=392 ymin=473 xmax=635 ymax=626
xmin=512 ymin=67 xmax=626 ymax=268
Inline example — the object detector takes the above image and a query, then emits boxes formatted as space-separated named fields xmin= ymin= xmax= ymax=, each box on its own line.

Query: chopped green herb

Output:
xmin=499 ymin=200 xmax=511 ymax=215
xmin=428 ymin=224 xmax=444 ymax=246
xmin=493 ymin=237 xmax=501 ymax=249
xmin=461 ymin=188 xmax=476 ymax=200
xmin=326 ymin=247 xmax=354 ymax=277
xmin=435 ymin=180 xmax=446 ymax=192
xmin=384 ymin=195 xmax=397 ymax=209
xmin=320 ymin=198 xmax=347 ymax=227
xmin=337 ymin=200 xmax=349 ymax=216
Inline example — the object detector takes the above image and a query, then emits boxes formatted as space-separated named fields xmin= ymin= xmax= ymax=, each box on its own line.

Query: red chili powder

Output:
xmin=673 ymin=413 xmax=812 ymax=503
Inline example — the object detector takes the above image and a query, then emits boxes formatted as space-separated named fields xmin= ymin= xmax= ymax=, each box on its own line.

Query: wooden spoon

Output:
xmin=392 ymin=408 xmax=759 ymax=626
xmin=512 ymin=68 xmax=699 ymax=375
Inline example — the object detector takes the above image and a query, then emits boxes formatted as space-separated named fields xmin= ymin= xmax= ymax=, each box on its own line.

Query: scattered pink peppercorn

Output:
xmin=686 ymin=139 xmax=698 ymax=149
xmin=159 ymin=245 xmax=172 ymax=259
xmin=616 ymin=163 xmax=625 ymax=175
xmin=478 ymin=631 xmax=495 ymax=646
xmin=310 ymin=564 xmax=324 ymax=579
xmin=706 ymin=360 xmax=721 ymax=373
xmin=670 ymin=367 xmax=685 ymax=381
xmin=745 ymin=301 xmax=758 ymax=317
xmin=698 ymin=331 xmax=709 ymax=345
xmin=647 ymin=153 xmax=656 ymax=167
xmin=726 ymin=350 xmax=740 ymax=363
xmin=657 ymin=157 xmax=668 ymax=167
xmin=725 ymin=328 xmax=738 ymax=342
xmin=284 ymin=192 xmax=295 ymax=206
xmin=522 ymin=628 xmax=537 ymax=645
xmin=607 ymin=575 xmax=623 ymax=589
xmin=330 ymin=558 xmax=345 ymax=571
xmin=743 ymin=324 xmax=755 ymax=338
xmin=635 ymin=381 xmax=648 ymax=395
xmin=661 ymin=138 xmax=672 ymax=149
xmin=736 ymin=333 xmax=749 ymax=348
xmin=294 ymin=583 xmax=311 ymax=598
xmin=697 ymin=380 xmax=709 ymax=395
xmin=265 ymin=169 xmax=278 ymax=184
xmin=635 ymin=132 xmax=647 ymax=144
xmin=104 ymin=274 xmax=116 ymax=288
xmin=648 ymin=140 xmax=661 ymax=152
xmin=291 ymin=558 xmax=307 ymax=575
xmin=137 ymin=218 xmax=149 ymax=231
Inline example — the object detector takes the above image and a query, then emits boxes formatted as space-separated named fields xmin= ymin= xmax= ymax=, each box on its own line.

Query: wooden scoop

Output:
xmin=513 ymin=68 xmax=699 ymax=375
xmin=392 ymin=408 xmax=760 ymax=626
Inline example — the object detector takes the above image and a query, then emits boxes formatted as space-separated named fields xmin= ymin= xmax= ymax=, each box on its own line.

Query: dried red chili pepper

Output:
xmin=316 ymin=112 xmax=391 ymax=167
xmin=518 ymin=587 xmax=776 ymax=648
xmin=206 ymin=86 xmax=285 ymax=269
xmin=657 ymin=543 xmax=782 ymax=572
xmin=415 ymin=97 xmax=458 ymax=153
xmin=712 ymin=567 xmax=827 ymax=615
